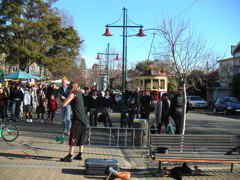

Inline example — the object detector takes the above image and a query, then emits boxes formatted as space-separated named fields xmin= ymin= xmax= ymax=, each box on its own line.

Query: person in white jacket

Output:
xmin=23 ymin=88 xmax=34 ymax=122
xmin=154 ymin=93 xmax=171 ymax=134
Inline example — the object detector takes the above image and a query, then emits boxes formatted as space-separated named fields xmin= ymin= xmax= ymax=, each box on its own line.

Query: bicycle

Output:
xmin=0 ymin=122 xmax=20 ymax=142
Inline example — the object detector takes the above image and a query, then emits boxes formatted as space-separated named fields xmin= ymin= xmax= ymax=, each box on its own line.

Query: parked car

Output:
xmin=187 ymin=96 xmax=208 ymax=109
xmin=214 ymin=96 xmax=240 ymax=115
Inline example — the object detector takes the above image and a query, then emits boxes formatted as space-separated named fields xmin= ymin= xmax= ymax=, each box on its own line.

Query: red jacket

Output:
xmin=48 ymin=98 xmax=58 ymax=111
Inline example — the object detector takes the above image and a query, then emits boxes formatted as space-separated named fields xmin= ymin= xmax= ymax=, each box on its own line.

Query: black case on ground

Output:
xmin=85 ymin=158 xmax=120 ymax=175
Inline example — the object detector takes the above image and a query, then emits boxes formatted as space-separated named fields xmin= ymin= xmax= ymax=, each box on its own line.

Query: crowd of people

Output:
xmin=0 ymin=81 xmax=60 ymax=124
xmin=0 ymin=79 xmax=189 ymax=162
xmin=0 ymin=78 xmax=188 ymax=135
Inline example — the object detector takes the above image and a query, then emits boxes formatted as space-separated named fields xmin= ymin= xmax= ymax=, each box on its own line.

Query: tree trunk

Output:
xmin=181 ymin=82 xmax=187 ymax=135
xmin=19 ymin=59 xmax=27 ymax=71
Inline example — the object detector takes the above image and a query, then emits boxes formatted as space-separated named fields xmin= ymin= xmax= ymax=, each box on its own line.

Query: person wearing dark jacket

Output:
xmin=140 ymin=90 xmax=152 ymax=120
xmin=155 ymin=93 xmax=171 ymax=134
xmin=127 ymin=92 xmax=137 ymax=128
xmin=132 ymin=87 xmax=142 ymax=118
xmin=47 ymin=83 xmax=59 ymax=99
xmin=3 ymin=81 xmax=10 ymax=118
xmin=82 ymin=87 xmax=90 ymax=115
xmin=10 ymin=84 xmax=23 ymax=122
xmin=88 ymin=89 xmax=101 ymax=127
xmin=60 ymin=82 xmax=87 ymax=162
xmin=0 ymin=85 xmax=6 ymax=121
xmin=47 ymin=94 xmax=58 ymax=124
xmin=102 ymin=89 xmax=114 ymax=127
xmin=170 ymin=87 xmax=189 ymax=134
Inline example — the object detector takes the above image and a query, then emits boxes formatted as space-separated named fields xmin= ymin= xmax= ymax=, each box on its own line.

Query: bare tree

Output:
xmin=108 ymin=63 xmax=122 ymax=90
xmin=98 ymin=48 xmax=122 ymax=90
xmin=57 ymin=9 xmax=74 ymax=28
xmin=156 ymin=17 xmax=212 ymax=134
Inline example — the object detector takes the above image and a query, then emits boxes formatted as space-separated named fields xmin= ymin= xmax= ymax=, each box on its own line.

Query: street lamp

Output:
xmin=96 ymin=43 xmax=120 ymax=89
xmin=103 ymin=7 xmax=145 ymax=91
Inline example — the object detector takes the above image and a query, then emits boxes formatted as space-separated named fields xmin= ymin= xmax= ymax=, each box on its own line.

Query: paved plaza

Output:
xmin=0 ymin=111 xmax=240 ymax=179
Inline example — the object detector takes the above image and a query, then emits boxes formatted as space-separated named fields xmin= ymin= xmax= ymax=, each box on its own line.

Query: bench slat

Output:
xmin=154 ymin=153 xmax=240 ymax=157
xmin=150 ymin=139 xmax=239 ymax=142
xmin=154 ymin=158 xmax=240 ymax=164
xmin=150 ymin=134 xmax=240 ymax=165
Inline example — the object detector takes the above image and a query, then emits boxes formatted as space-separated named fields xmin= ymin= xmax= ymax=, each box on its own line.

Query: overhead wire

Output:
xmin=128 ymin=35 xmax=152 ymax=55
xmin=127 ymin=13 xmax=143 ymax=26
xmin=147 ymin=33 xmax=156 ymax=61
xmin=174 ymin=0 xmax=198 ymax=19
xmin=107 ymin=12 xmax=123 ymax=25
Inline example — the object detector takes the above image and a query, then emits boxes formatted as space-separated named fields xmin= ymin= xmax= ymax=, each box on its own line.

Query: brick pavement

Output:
xmin=0 ymin=132 xmax=240 ymax=180
xmin=1 ymin=111 xmax=240 ymax=179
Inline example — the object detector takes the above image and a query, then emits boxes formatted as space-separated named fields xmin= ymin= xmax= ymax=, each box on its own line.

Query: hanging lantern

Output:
xmin=96 ymin=54 xmax=101 ymax=60
xmin=115 ymin=55 xmax=120 ymax=60
xmin=136 ymin=27 xmax=146 ymax=37
xmin=102 ymin=27 xmax=113 ymax=36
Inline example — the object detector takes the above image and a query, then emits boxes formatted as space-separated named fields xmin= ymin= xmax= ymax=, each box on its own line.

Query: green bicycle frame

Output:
xmin=0 ymin=129 xmax=2 ymax=138
xmin=0 ymin=128 xmax=11 ymax=138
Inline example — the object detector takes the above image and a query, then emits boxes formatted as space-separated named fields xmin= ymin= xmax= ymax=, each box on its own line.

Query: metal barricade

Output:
xmin=85 ymin=125 xmax=156 ymax=148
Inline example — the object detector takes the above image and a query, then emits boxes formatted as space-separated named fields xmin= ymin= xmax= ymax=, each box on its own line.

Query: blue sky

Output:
xmin=54 ymin=0 xmax=240 ymax=69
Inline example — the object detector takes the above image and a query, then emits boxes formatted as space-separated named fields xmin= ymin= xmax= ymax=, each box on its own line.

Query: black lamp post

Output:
xmin=96 ymin=43 xmax=120 ymax=89
xmin=103 ymin=7 xmax=145 ymax=91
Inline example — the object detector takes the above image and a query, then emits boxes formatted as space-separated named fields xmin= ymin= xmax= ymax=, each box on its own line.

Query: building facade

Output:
xmin=128 ymin=68 xmax=168 ymax=93
xmin=218 ymin=42 xmax=240 ymax=87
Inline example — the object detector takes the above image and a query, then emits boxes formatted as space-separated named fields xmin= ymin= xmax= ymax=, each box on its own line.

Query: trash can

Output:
xmin=132 ymin=119 xmax=149 ymax=147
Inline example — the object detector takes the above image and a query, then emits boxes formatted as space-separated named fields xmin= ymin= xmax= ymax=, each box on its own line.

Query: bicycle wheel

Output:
xmin=2 ymin=124 xmax=20 ymax=142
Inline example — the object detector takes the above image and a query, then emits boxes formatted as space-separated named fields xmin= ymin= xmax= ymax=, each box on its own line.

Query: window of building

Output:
xmin=160 ymin=79 xmax=165 ymax=89
xmin=144 ymin=79 xmax=151 ymax=89
xmin=152 ymin=79 xmax=159 ymax=89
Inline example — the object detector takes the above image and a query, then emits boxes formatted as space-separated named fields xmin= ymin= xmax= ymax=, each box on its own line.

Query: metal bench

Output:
xmin=150 ymin=134 xmax=240 ymax=172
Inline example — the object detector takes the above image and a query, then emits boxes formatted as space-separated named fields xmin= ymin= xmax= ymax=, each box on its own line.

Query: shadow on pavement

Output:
xmin=14 ymin=143 xmax=68 ymax=152
xmin=0 ymin=152 xmax=53 ymax=160
xmin=62 ymin=168 xmax=85 ymax=175
xmin=83 ymin=151 xmax=126 ymax=158
xmin=62 ymin=169 xmax=107 ymax=179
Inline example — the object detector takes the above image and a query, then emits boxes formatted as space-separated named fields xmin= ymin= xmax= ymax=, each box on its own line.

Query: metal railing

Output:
xmin=85 ymin=126 xmax=157 ymax=148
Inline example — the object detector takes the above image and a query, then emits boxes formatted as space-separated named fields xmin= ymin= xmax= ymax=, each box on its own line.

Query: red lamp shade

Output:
xmin=102 ymin=27 xmax=113 ymax=36
xmin=137 ymin=27 xmax=146 ymax=37
xmin=96 ymin=54 xmax=101 ymax=60
xmin=115 ymin=55 xmax=120 ymax=60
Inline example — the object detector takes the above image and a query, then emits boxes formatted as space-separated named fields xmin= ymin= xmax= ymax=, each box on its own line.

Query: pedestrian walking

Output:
xmin=155 ymin=93 xmax=171 ymax=134
xmin=60 ymin=82 xmax=87 ymax=162
xmin=59 ymin=78 xmax=71 ymax=135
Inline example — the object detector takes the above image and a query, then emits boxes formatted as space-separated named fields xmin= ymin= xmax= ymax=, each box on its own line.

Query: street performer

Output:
xmin=60 ymin=82 xmax=87 ymax=162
